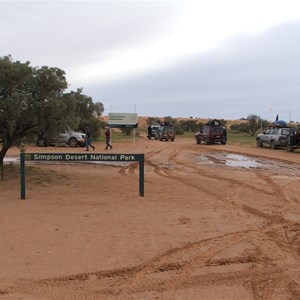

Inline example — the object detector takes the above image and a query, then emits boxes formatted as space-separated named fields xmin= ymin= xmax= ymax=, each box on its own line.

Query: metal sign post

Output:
xmin=20 ymin=152 xmax=26 ymax=199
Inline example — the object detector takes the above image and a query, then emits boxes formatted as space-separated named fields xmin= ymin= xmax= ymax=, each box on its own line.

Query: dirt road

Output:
xmin=1 ymin=137 xmax=300 ymax=299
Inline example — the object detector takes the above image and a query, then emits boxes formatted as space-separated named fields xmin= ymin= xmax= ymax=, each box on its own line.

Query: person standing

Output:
xmin=147 ymin=125 xmax=152 ymax=139
xmin=105 ymin=125 xmax=112 ymax=150
xmin=85 ymin=127 xmax=95 ymax=151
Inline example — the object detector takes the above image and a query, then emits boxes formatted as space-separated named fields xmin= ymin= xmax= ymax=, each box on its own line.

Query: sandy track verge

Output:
xmin=1 ymin=138 xmax=300 ymax=299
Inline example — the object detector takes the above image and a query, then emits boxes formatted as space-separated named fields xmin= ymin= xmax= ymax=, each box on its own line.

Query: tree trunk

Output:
xmin=0 ymin=140 xmax=14 ymax=167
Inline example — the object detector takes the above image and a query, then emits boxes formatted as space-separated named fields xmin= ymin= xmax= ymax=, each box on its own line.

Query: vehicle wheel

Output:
xmin=256 ymin=139 xmax=263 ymax=148
xmin=165 ymin=138 xmax=168 ymax=141
xmin=171 ymin=139 xmax=174 ymax=142
xmin=270 ymin=140 xmax=277 ymax=149
xmin=196 ymin=138 xmax=201 ymax=144
xmin=287 ymin=145 xmax=295 ymax=152
xmin=69 ymin=137 xmax=79 ymax=147
xmin=221 ymin=138 xmax=226 ymax=145
xmin=205 ymin=138 xmax=209 ymax=145
xmin=37 ymin=137 xmax=47 ymax=147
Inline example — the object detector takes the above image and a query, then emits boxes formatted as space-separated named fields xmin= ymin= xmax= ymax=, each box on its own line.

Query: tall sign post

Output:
xmin=20 ymin=152 xmax=26 ymax=199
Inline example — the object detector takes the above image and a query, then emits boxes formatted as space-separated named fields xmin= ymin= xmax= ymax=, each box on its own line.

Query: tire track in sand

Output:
xmin=9 ymin=230 xmax=298 ymax=300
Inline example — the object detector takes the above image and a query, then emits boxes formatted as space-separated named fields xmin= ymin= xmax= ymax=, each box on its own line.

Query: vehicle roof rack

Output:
xmin=206 ymin=119 xmax=222 ymax=126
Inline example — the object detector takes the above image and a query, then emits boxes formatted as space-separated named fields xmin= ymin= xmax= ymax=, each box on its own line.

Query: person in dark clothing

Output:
xmin=85 ymin=127 xmax=95 ymax=151
xmin=105 ymin=125 xmax=112 ymax=150
xmin=147 ymin=125 xmax=152 ymax=139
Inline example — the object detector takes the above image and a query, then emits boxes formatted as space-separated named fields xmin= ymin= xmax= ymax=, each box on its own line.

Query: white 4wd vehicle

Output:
xmin=37 ymin=130 xmax=86 ymax=147
xmin=256 ymin=126 xmax=294 ymax=149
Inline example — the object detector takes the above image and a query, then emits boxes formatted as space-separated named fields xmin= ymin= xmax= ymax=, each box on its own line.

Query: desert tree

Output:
xmin=0 ymin=55 xmax=70 ymax=166
xmin=230 ymin=114 xmax=269 ymax=136
xmin=63 ymin=88 xmax=102 ymax=137
xmin=94 ymin=101 xmax=104 ymax=118
xmin=0 ymin=56 xmax=104 ymax=166
xmin=179 ymin=119 xmax=203 ymax=132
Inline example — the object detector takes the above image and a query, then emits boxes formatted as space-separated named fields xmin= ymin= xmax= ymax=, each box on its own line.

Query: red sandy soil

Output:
xmin=0 ymin=136 xmax=300 ymax=299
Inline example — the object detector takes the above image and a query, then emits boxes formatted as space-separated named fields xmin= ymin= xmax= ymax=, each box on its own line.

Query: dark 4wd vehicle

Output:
xmin=256 ymin=126 xmax=294 ymax=149
xmin=195 ymin=120 xmax=227 ymax=145
xmin=286 ymin=128 xmax=300 ymax=152
xmin=147 ymin=125 xmax=160 ymax=139
xmin=155 ymin=126 xmax=176 ymax=141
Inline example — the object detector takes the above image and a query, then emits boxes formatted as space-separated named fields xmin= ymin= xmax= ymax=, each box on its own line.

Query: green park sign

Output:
xmin=20 ymin=152 xmax=145 ymax=199
xmin=26 ymin=153 xmax=143 ymax=162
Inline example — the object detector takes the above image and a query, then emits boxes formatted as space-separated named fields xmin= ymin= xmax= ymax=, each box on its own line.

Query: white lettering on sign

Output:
xmin=90 ymin=154 xmax=118 ymax=160
xmin=65 ymin=154 xmax=88 ymax=160
xmin=120 ymin=155 xmax=136 ymax=161
xmin=31 ymin=153 xmax=140 ymax=161
xmin=33 ymin=154 xmax=63 ymax=160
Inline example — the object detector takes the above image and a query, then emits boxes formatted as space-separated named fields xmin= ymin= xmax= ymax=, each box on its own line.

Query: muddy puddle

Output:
xmin=222 ymin=153 xmax=261 ymax=168
xmin=197 ymin=153 xmax=260 ymax=168
xmin=197 ymin=152 xmax=300 ymax=173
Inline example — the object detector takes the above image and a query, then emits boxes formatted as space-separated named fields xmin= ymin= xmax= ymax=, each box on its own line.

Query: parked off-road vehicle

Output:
xmin=155 ymin=126 xmax=176 ymax=141
xmin=256 ymin=126 xmax=294 ymax=149
xmin=36 ymin=130 xmax=86 ymax=148
xmin=286 ymin=128 xmax=300 ymax=152
xmin=195 ymin=119 xmax=227 ymax=145
xmin=147 ymin=125 xmax=160 ymax=139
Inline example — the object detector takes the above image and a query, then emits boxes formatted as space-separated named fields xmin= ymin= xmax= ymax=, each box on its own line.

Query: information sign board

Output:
xmin=108 ymin=113 xmax=138 ymax=128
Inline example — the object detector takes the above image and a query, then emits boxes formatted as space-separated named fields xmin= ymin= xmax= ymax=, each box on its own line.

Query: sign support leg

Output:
xmin=139 ymin=160 xmax=144 ymax=197
xmin=20 ymin=153 xmax=26 ymax=200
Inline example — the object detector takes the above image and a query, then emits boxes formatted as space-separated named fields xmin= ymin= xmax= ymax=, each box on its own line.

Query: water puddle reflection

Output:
xmin=196 ymin=152 xmax=300 ymax=174
xmin=197 ymin=153 xmax=261 ymax=169
xmin=223 ymin=154 xmax=261 ymax=168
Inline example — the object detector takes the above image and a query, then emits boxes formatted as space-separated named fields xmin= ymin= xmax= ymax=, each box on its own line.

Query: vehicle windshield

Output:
xmin=282 ymin=128 xmax=294 ymax=135
xmin=203 ymin=127 xmax=210 ymax=134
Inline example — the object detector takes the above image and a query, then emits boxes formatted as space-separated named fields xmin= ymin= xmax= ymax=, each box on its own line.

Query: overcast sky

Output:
xmin=1 ymin=0 xmax=300 ymax=121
